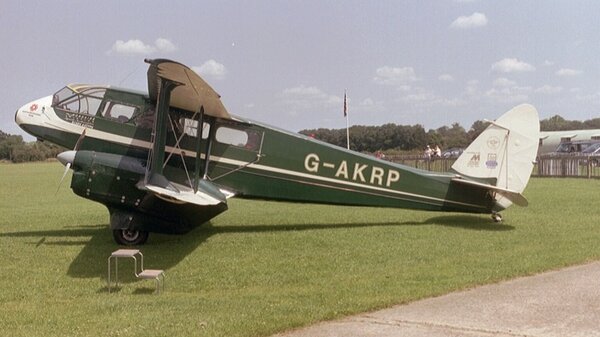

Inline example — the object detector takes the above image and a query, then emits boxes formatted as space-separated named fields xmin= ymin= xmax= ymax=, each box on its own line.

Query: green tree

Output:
xmin=0 ymin=134 xmax=25 ymax=161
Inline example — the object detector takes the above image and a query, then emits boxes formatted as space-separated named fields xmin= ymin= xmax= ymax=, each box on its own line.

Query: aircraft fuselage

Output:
xmin=15 ymin=83 xmax=504 ymax=244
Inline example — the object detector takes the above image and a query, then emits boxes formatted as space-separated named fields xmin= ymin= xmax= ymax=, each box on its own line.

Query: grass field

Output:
xmin=1 ymin=162 xmax=600 ymax=337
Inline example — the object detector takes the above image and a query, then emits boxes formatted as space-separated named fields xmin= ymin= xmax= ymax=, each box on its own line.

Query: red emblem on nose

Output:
xmin=30 ymin=104 xmax=38 ymax=111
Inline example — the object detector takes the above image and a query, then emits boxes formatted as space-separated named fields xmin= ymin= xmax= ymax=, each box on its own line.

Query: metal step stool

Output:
xmin=108 ymin=249 xmax=165 ymax=294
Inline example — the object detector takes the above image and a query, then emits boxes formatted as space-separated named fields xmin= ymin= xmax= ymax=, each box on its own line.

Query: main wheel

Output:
xmin=491 ymin=213 xmax=503 ymax=223
xmin=113 ymin=229 xmax=149 ymax=246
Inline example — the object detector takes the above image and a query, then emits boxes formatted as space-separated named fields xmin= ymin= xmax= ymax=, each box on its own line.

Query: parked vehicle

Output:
xmin=581 ymin=142 xmax=600 ymax=166
xmin=442 ymin=147 xmax=464 ymax=158
xmin=554 ymin=140 xmax=599 ymax=154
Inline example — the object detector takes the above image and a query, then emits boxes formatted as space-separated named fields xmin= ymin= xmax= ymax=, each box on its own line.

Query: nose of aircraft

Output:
xmin=14 ymin=95 xmax=53 ymax=134
xmin=14 ymin=103 xmax=35 ymax=127
xmin=57 ymin=151 xmax=76 ymax=167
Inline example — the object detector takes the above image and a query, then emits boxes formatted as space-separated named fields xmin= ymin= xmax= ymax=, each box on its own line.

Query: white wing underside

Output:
xmin=145 ymin=183 xmax=234 ymax=206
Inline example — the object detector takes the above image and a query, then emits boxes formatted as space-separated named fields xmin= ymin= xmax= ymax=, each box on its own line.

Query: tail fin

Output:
xmin=452 ymin=104 xmax=540 ymax=196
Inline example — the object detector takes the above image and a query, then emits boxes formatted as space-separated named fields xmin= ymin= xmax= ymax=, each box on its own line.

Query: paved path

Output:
xmin=274 ymin=261 xmax=600 ymax=337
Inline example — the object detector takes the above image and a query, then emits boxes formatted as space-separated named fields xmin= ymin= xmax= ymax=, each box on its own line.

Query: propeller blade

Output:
xmin=56 ymin=150 xmax=77 ymax=194
xmin=56 ymin=128 xmax=85 ymax=194
xmin=74 ymin=128 xmax=87 ymax=151
xmin=56 ymin=162 xmax=71 ymax=194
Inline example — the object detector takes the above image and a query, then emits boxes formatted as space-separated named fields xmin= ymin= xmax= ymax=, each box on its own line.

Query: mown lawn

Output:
xmin=1 ymin=162 xmax=599 ymax=336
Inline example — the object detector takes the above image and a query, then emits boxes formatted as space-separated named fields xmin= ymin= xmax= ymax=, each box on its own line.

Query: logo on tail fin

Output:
xmin=467 ymin=152 xmax=480 ymax=167
xmin=487 ymin=136 xmax=500 ymax=149
xmin=485 ymin=153 xmax=498 ymax=169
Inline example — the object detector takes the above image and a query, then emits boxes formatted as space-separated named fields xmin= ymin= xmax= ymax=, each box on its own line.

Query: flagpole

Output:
xmin=344 ymin=90 xmax=349 ymax=150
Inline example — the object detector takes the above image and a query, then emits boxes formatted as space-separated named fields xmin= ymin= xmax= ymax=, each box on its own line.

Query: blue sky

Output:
xmin=2 ymin=1 xmax=599 ymax=139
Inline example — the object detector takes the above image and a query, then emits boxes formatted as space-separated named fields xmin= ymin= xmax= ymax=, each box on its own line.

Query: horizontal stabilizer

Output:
xmin=452 ymin=178 xmax=529 ymax=207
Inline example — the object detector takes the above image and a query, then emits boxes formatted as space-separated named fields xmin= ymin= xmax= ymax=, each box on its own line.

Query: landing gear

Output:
xmin=112 ymin=229 xmax=149 ymax=246
xmin=491 ymin=212 xmax=503 ymax=223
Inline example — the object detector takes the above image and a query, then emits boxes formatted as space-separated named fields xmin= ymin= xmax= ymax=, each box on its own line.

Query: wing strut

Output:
xmin=193 ymin=108 xmax=205 ymax=193
xmin=147 ymin=77 xmax=182 ymax=187
xmin=203 ymin=117 xmax=216 ymax=180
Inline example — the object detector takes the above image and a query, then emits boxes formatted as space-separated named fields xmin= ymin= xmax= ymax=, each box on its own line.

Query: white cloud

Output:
xmin=402 ymin=92 xmax=435 ymax=102
xmin=283 ymin=85 xmax=322 ymax=96
xmin=398 ymin=86 xmax=437 ymax=103
xmin=356 ymin=97 xmax=386 ymax=113
xmin=465 ymin=79 xmax=479 ymax=96
xmin=535 ymin=85 xmax=563 ymax=94
xmin=450 ymin=12 xmax=488 ymax=29
xmin=556 ymin=68 xmax=582 ymax=77
xmin=109 ymin=38 xmax=177 ymax=55
xmin=155 ymin=38 xmax=177 ymax=53
xmin=575 ymin=92 xmax=600 ymax=105
xmin=493 ymin=77 xmax=516 ymax=87
xmin=438 ymin=74 xmax=454 ymax=82
xmin=192 ymin=59 xmax=228 ymax=80
xmin=485 ymin=86 xmax=531 ymax=103
xmin=360 ymin=98 xmax=374 ymax=106
xmin=281 ymin=85 xmax=342 ymax=112
xmin=491 ymin=58 xmax=535 ymax=73
xmin=373 ymin=66 xmax=418 ymax=85
xmin=110 ymin=39 xmax=155 ymax=55
xmin=543 ymin=60 xmax=554 ymax=66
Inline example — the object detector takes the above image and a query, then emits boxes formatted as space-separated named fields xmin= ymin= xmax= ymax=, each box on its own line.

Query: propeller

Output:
xmin=56 ymin=129 xmax=86 ymax=193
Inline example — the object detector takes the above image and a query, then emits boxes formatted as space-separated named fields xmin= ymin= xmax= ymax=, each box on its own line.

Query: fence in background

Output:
xmin=385 ymin=155 xmax=600 ymax=179
xmin=534 ymin=155 xmax=600 ymax=179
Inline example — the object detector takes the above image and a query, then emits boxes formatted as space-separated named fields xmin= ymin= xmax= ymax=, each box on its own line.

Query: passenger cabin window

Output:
xmin=215 ymin=126 xmax=261 ymax=151
xmin=102 ymin=102 xmax=138 ymax=123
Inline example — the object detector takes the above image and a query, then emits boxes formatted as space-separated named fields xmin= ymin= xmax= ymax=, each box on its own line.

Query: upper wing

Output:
xmin=145 ymin=58 xmax=231 ymax=119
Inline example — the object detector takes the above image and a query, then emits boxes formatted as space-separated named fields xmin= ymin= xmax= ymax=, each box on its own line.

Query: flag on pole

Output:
xmin=344 ymin=90 xmax=349 ymax=150
xmin=343 ymin=91 xmax=347 ymax=117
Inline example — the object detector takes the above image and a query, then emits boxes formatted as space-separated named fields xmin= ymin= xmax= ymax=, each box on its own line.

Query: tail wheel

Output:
xmin=113 ymin=229 xmax=149 ymax=246
xmin=491 ymin=213 xmax=503 ymax=223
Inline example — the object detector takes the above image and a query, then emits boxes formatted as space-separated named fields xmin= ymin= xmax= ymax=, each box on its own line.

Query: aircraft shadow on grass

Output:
xmin=0 ymin=214 xmax=512 ymax=282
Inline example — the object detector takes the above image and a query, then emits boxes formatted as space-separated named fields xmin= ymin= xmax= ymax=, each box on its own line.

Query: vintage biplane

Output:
xmin=15 ymin=59 xmax=540 ymax=245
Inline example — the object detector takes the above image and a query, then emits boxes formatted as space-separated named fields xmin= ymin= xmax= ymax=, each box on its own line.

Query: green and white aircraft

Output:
xmin=15 ymin=59 xmax=540 ymax=245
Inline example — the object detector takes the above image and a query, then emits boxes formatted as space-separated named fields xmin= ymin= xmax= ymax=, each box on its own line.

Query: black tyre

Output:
xmin=112 ymin=229 xmax=149 ymax=246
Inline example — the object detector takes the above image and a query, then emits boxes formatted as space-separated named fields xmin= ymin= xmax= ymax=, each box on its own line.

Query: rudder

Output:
xmin=452 ymin=104 xmax=540 ymax=194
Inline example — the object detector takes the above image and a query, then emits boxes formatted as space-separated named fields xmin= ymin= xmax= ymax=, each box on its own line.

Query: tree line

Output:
xmin=1 ymin=114 xmax=599 ymax=162
xmin=300 ymin=115 xmax=600 ymax=154
xmin=0 ymin=130 xmax=65 ymax=163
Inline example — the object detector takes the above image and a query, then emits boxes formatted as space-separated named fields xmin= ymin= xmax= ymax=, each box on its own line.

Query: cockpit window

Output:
xmin=52 ymin=86 xmax=106 ymax=115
